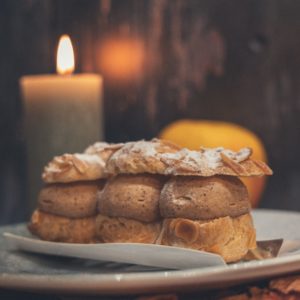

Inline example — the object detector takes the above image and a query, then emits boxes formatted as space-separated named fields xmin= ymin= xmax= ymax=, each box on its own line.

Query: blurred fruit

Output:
xmin=159 ymin=119 xmax=268 ymax=207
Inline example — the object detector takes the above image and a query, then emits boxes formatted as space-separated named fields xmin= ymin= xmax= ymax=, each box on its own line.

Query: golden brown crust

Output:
xmin=106 ymin=139 xmax=272 ymax=177
xmin=160 ymin=213 xmax=256 ymax=263
xmin=160 ymin=176 xmax=250 ymax=220
xmin=28 ymin=210 xmax=97 ymax=243
xmin=42 ymin=143 xmax=123 ymax=183
xmin=42 ymin=153 xmax=106 ymax=183
xmin=95 ymin=214 xmax=162 ymax=244
xmin=98 ymin=174 xmax=166 ymax=222
xmin=38 ymin=180 xmax=105 ymax=218
xmin=106 ymin=139 xmax=181 ymax=176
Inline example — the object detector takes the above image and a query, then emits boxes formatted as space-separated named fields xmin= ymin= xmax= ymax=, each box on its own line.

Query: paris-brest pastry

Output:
xmin=29 ymin=139 xmax=272 ymax=263
xmin=96 ymin=139 xmax=272 ymax=262
xmin=28 ymin=142 xmax=123 ymax=243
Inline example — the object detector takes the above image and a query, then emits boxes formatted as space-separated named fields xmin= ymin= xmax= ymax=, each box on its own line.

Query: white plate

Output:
xmin=3 ymin=233 xmax=226 ymax=269
xmin=1 ymin=209 xmax=300 ymax=295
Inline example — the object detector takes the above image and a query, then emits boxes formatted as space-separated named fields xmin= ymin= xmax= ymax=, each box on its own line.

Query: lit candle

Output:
xmin=20 ymin=35 xmax=103 ymax=209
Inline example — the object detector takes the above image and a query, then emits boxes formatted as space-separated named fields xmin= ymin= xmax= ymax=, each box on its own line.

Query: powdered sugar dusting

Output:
xmin=202 ymin=147 xmax=223 ymax=168
xmin=107 ymin=139 xmax=255 ymax=176
xmin=130 ymin=140 xmax=158 ymax=157
xmin=108 ymin=139 xmax=173 ymax=165
xmin=160 ymin=147 xmax=252 ymax=174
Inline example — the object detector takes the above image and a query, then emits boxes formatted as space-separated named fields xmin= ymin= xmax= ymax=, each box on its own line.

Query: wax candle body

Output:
xmin=20 ymin=74 xmax=103 ymax=209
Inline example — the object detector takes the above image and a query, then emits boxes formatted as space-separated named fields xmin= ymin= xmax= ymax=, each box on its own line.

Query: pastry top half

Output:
xmin=42 ymin=139 xmax=272 ymax=183
xmin=106 ymin=139 xmax=273 ymax=177
xmin=42 ymin=142 xmax=123 ymax=183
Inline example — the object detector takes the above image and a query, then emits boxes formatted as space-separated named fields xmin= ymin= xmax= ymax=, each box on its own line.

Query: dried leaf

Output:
xmin=270 ymin=275 xmax=300 ymax=294
xmin=244 ymin=239 xmax=283 ymax=261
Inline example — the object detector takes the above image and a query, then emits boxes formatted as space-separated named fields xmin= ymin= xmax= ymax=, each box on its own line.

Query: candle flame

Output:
xmin=56 ymin=35 xmax=75 ymax=75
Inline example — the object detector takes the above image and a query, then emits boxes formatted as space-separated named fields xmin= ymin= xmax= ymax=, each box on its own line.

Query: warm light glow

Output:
xmin=98 ymin=37 xmax=144 ymax=79
xmin=56 ymin=35 xmax=75 ymax=75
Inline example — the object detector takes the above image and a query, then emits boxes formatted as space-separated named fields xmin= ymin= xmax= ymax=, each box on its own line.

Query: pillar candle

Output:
xmin=20 ymin=35 xmax=103 ymax=210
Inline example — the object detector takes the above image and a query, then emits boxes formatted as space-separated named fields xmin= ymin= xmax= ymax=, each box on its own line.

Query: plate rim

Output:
xmin=1 ymin=253 xmax=300 ymax=294
xmin=1 ymin=208 xmax=300 ymax=294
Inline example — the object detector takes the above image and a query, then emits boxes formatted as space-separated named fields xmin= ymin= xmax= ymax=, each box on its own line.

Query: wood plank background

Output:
xmin=0 ymin=0 xmax=300 ymax=224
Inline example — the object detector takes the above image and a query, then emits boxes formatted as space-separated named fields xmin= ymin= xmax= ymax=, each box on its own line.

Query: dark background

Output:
xmin=0 ymin=0 xmax=300 ymax=225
